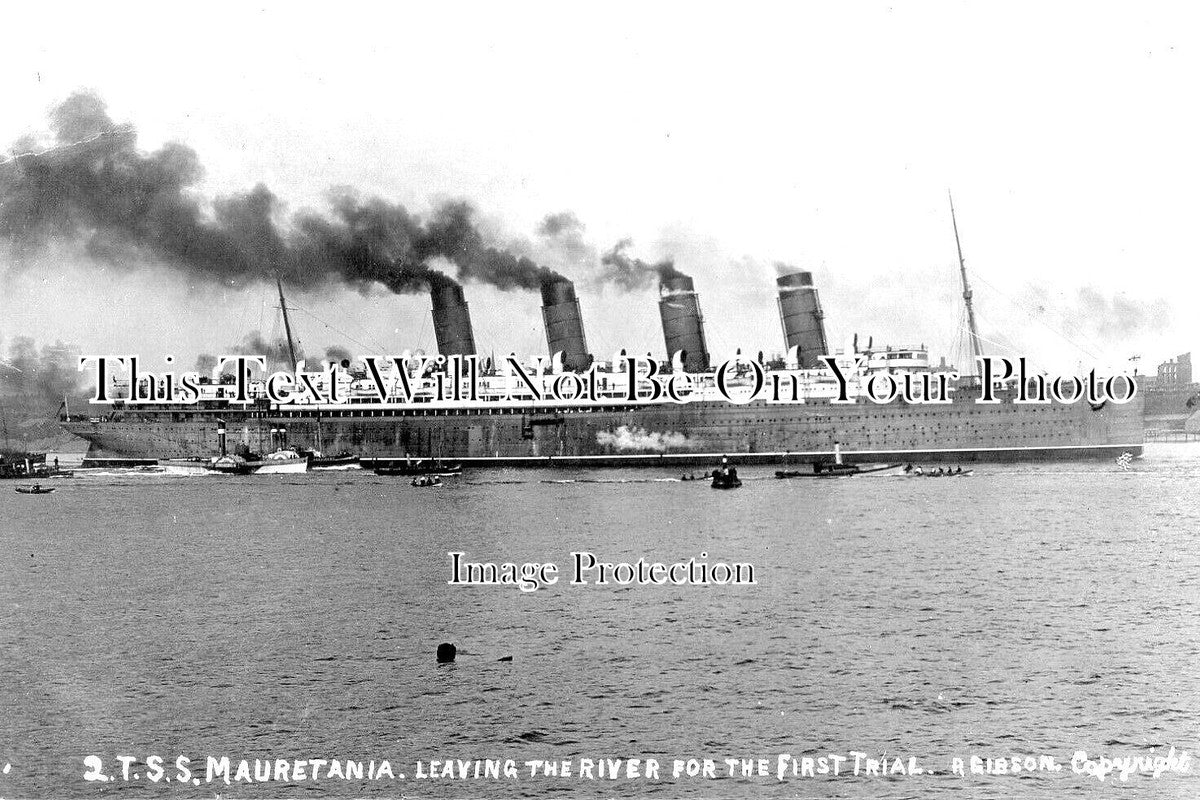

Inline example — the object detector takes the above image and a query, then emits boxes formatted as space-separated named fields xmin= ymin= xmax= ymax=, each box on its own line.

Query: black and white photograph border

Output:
xmin=1 ymin=2 xmax=1198 ymax=798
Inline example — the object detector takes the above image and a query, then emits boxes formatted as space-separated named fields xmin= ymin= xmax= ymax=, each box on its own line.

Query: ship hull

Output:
xmin=62 ymin=390 xmax=1144 ymax=467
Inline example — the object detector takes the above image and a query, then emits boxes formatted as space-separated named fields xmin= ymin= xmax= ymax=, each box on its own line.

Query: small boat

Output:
xmin=309 ymin=452 xmax=360 ymax=470
xmin=774 ymin=442 xmax=903 ymax=479
xmin=710 ymin=459 xmax=742 ymax=489
xmin=775 ymin=463 xmax=904 ymax=479
xmin=411 ymin=475 xmax=443 ymax=488
xmin=294 ymin=446 xmax=359 ymax=470
xmin=372 ymin=459 xmax=462 ymax=477
xmin=15 ymin=485 xmax=55 ymax=494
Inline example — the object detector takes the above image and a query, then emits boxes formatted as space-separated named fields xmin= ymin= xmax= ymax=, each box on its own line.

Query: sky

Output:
xmin=1 ymin=1 xmax=1197 ymax=379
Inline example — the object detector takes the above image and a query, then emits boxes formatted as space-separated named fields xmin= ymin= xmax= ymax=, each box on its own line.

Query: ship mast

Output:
xmin=949 ymin=191 xmax=984 ymax=377
xmin=275 ymin=275 xmax=323 ymax=451
xmin=276 ymin=275 xmax=299 ymax=371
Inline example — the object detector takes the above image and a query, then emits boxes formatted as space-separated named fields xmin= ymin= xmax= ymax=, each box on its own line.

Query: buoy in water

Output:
xmin=436 ymin=642 xmax=457 ymax=663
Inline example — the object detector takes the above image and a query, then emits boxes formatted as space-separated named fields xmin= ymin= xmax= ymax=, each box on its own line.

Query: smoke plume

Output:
xmin=421 ymin=201 xmax=562 ymax=291
xmin=228 ymin=332 xmax=301 ymax=368
xmin=1073 ymin=286 xmax=1171 ymax=340
xmin=536 ymin=211 xmax=596 ymax=269
xmin=193 ymin=354 xmax=218 ymax=375
xmin=1017 ymin=283 xmax=1172 ymax=349
xmin=0 ymin=337 xmax=86 ymax=414
xmin=191 ymin=335 xmax=303 ymax=376
xmin=1 ymin=91 xmax=566 ymax=298
xmin=599 ymin=239 xmax=687 ymax=290
xmin=194 ymin=341 xmax=350 ymax=376
xmin=324 ymin=345 xmax=352 ymax=364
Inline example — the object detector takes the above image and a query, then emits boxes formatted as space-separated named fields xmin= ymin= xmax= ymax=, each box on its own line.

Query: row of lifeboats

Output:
xmin=902 ymin=465 xmax=974 ymax=477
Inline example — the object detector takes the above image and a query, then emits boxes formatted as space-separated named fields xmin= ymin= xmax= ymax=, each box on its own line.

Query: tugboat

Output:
xmin=1 ymin=451 xmax=72 ymax=480
xmin=710 ymin=458 xmax=742 ymax=489
xmin=775 ymin=463 xmax=905 ymax=478
xmin=206 ymin=447 xmax=310 ymax=475
xmin=204 ymin=422 xmax=310 ymax=474
xmin=775 ymin=442 xmax=902 ymax=478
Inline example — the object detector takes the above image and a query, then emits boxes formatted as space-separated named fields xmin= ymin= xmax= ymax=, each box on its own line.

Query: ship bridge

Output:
xmin=860 ymin=346 xmax=936 ymax=373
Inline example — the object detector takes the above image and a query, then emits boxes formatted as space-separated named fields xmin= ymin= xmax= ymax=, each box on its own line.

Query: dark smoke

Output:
xmin=192 ymin=334 xmax=306 ymax=377
xmin=421 ymin=201 xmax=562 ymax=291
xmin=536 ymin=210 xmax=596 ymax=270
xmin=193 ymin=353 xmax=218 ymax=375
xmin=1 ymin=91 xmax=565 ymax=297
xmin=227 ymin=332 xmax=302 ymax=370
xmin=291 ymin=190 xmax=459 ymax=294
xmin=0 ymin=336 xmax=86 ymax=416
xmin=599 ymin=238 xmax=686 ymax=290
xmin=538 ymin=211 xmax=580 ymax=238
xmin=194 ymin=342 xmax=350 ymax=376
xmin=49 ymin=92 xmax=113 ymax=142
xmin=324 ymin=345 xmax=352 ymax=364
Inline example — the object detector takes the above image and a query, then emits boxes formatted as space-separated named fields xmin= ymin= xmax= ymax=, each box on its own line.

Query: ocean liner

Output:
xmin=60 ymin=229 xmax=1144 ymax=467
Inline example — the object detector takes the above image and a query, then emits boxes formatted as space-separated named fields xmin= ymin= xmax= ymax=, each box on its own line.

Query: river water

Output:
xmin=2 ymin=444 xmax=1199 ymax=798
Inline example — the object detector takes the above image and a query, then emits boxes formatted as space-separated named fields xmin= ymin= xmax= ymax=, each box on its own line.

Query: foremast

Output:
xmin=275 ymin=275 xmax=323 ymax=450
xmin=276 ymin=276 xmax=300 ymax=370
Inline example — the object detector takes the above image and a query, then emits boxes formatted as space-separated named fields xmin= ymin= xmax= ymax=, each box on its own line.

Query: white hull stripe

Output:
xmin=437 ymin=442 xmax=1144 ymax=462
